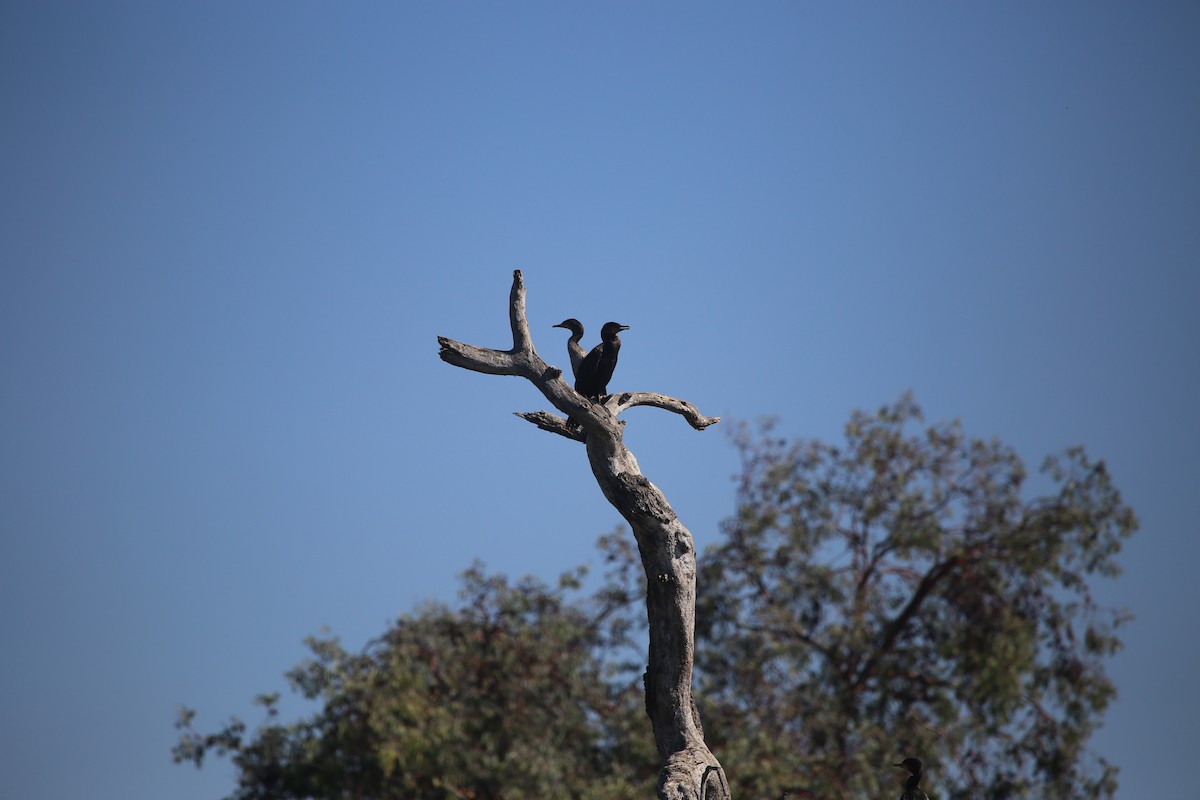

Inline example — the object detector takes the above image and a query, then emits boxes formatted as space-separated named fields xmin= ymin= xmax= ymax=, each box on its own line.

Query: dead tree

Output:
xmin=438 ymin=270 xmax=730 ymax=800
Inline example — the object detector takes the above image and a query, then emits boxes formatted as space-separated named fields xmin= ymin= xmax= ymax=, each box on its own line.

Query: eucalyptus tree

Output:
xmin=688 ymin=397 xmax=1136 ymax=799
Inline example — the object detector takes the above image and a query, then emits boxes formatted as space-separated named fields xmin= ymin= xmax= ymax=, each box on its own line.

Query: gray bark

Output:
xmin=438 ymin=270 xmax=729 ymax=800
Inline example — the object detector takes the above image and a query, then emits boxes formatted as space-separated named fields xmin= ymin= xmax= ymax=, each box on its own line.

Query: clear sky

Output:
xmin=1 ymin=3 xmax=1196 ymax=798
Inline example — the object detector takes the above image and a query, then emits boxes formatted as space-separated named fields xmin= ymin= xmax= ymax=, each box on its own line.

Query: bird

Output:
xmin=574 ymin=321 xmax=629 ymax=400
xmin=551 ymin=318 xmax=586 ymax=378
xmin=893 ymin=758 xmax=928 ymax=800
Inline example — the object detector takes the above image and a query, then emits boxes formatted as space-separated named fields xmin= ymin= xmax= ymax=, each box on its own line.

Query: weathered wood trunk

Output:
xmin=438 ymin=270 xmax=729 ymax=800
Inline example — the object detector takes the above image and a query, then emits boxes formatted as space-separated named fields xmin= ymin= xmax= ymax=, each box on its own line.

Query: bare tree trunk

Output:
xmin=438 ymin=270 xmax=729 ymax=800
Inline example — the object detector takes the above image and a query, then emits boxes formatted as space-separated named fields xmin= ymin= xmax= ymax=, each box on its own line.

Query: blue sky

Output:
xmin=1 ymin=3 xmax=1196 ymax=798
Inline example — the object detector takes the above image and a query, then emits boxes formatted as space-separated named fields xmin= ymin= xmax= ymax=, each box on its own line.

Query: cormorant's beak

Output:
xmin=619 ymin=325 xmax=630 ymax=331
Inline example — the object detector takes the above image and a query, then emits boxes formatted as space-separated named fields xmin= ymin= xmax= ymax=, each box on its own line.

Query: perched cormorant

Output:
xmin=893 ymin=758 xmax=928 ymax=800
xmin=552 ymin=318 xmax=586 ymax=378
xmin=574 ymin=321 xmax=629 ymax=401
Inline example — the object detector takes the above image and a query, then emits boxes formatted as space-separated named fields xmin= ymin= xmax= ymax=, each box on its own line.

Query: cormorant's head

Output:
xmin=553 ymin=318 xmax=585 ymax=337
xmin=600 ymin=321 xmax=630 ymax=340
xmin=893 ymin=758 xmax=923 ymax=775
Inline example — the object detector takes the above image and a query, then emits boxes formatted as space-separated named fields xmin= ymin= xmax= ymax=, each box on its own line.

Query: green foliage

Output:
xmin=693 ymin=395 xmax=1135 ymax=799
xmin=175 ymin=396 xmax=1136 ymax=800
xmin=174 ymin=565 xmax=660 ymax=800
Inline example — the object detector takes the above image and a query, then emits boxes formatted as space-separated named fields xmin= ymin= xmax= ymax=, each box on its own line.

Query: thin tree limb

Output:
xmin=851 ymin=552 xmax=969 ymax=693
xmin=611 ymin=392 xmax=722 ymax=430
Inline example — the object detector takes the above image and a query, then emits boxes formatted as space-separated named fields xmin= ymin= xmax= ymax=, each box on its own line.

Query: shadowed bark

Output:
xmin=438 ymin=270 xmax=729 ymax=800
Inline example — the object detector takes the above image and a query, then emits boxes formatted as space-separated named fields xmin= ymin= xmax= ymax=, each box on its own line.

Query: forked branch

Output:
xmin=438 ymin=270 xmax=729 ymax=800
xmin=438 ymin=270 xmax=718 ymax=436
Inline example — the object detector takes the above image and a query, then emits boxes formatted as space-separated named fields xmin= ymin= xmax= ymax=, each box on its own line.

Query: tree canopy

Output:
xmin=176 ymin=397 xmax=1136 ymax=799
xmin=693 ymin=396 xmax=1134 ymax=799
xmin=175 ymin=559 xmax=660 ymax=800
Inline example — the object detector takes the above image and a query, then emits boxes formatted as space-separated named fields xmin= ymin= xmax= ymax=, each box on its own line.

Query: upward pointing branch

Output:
xmin=509 ymin=269 xmax=532 ymax=354
xmin=437 ymin=270 xmax=729 ymax=800
xmin=436 ymin=270 xmax=531 ymax=377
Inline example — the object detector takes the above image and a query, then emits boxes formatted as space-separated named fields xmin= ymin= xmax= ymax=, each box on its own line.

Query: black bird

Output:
xmin=574 ymin=321 xmax=629 ymax=400
xmin=893 ymin=758 xmax=928 ymax=800
xmin=552 ymin=318 xmax=586 ymax=378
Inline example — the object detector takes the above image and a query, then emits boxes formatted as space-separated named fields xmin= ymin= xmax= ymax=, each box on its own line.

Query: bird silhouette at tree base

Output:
xmin=894 ymin=758 xmax=929 ymax=800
